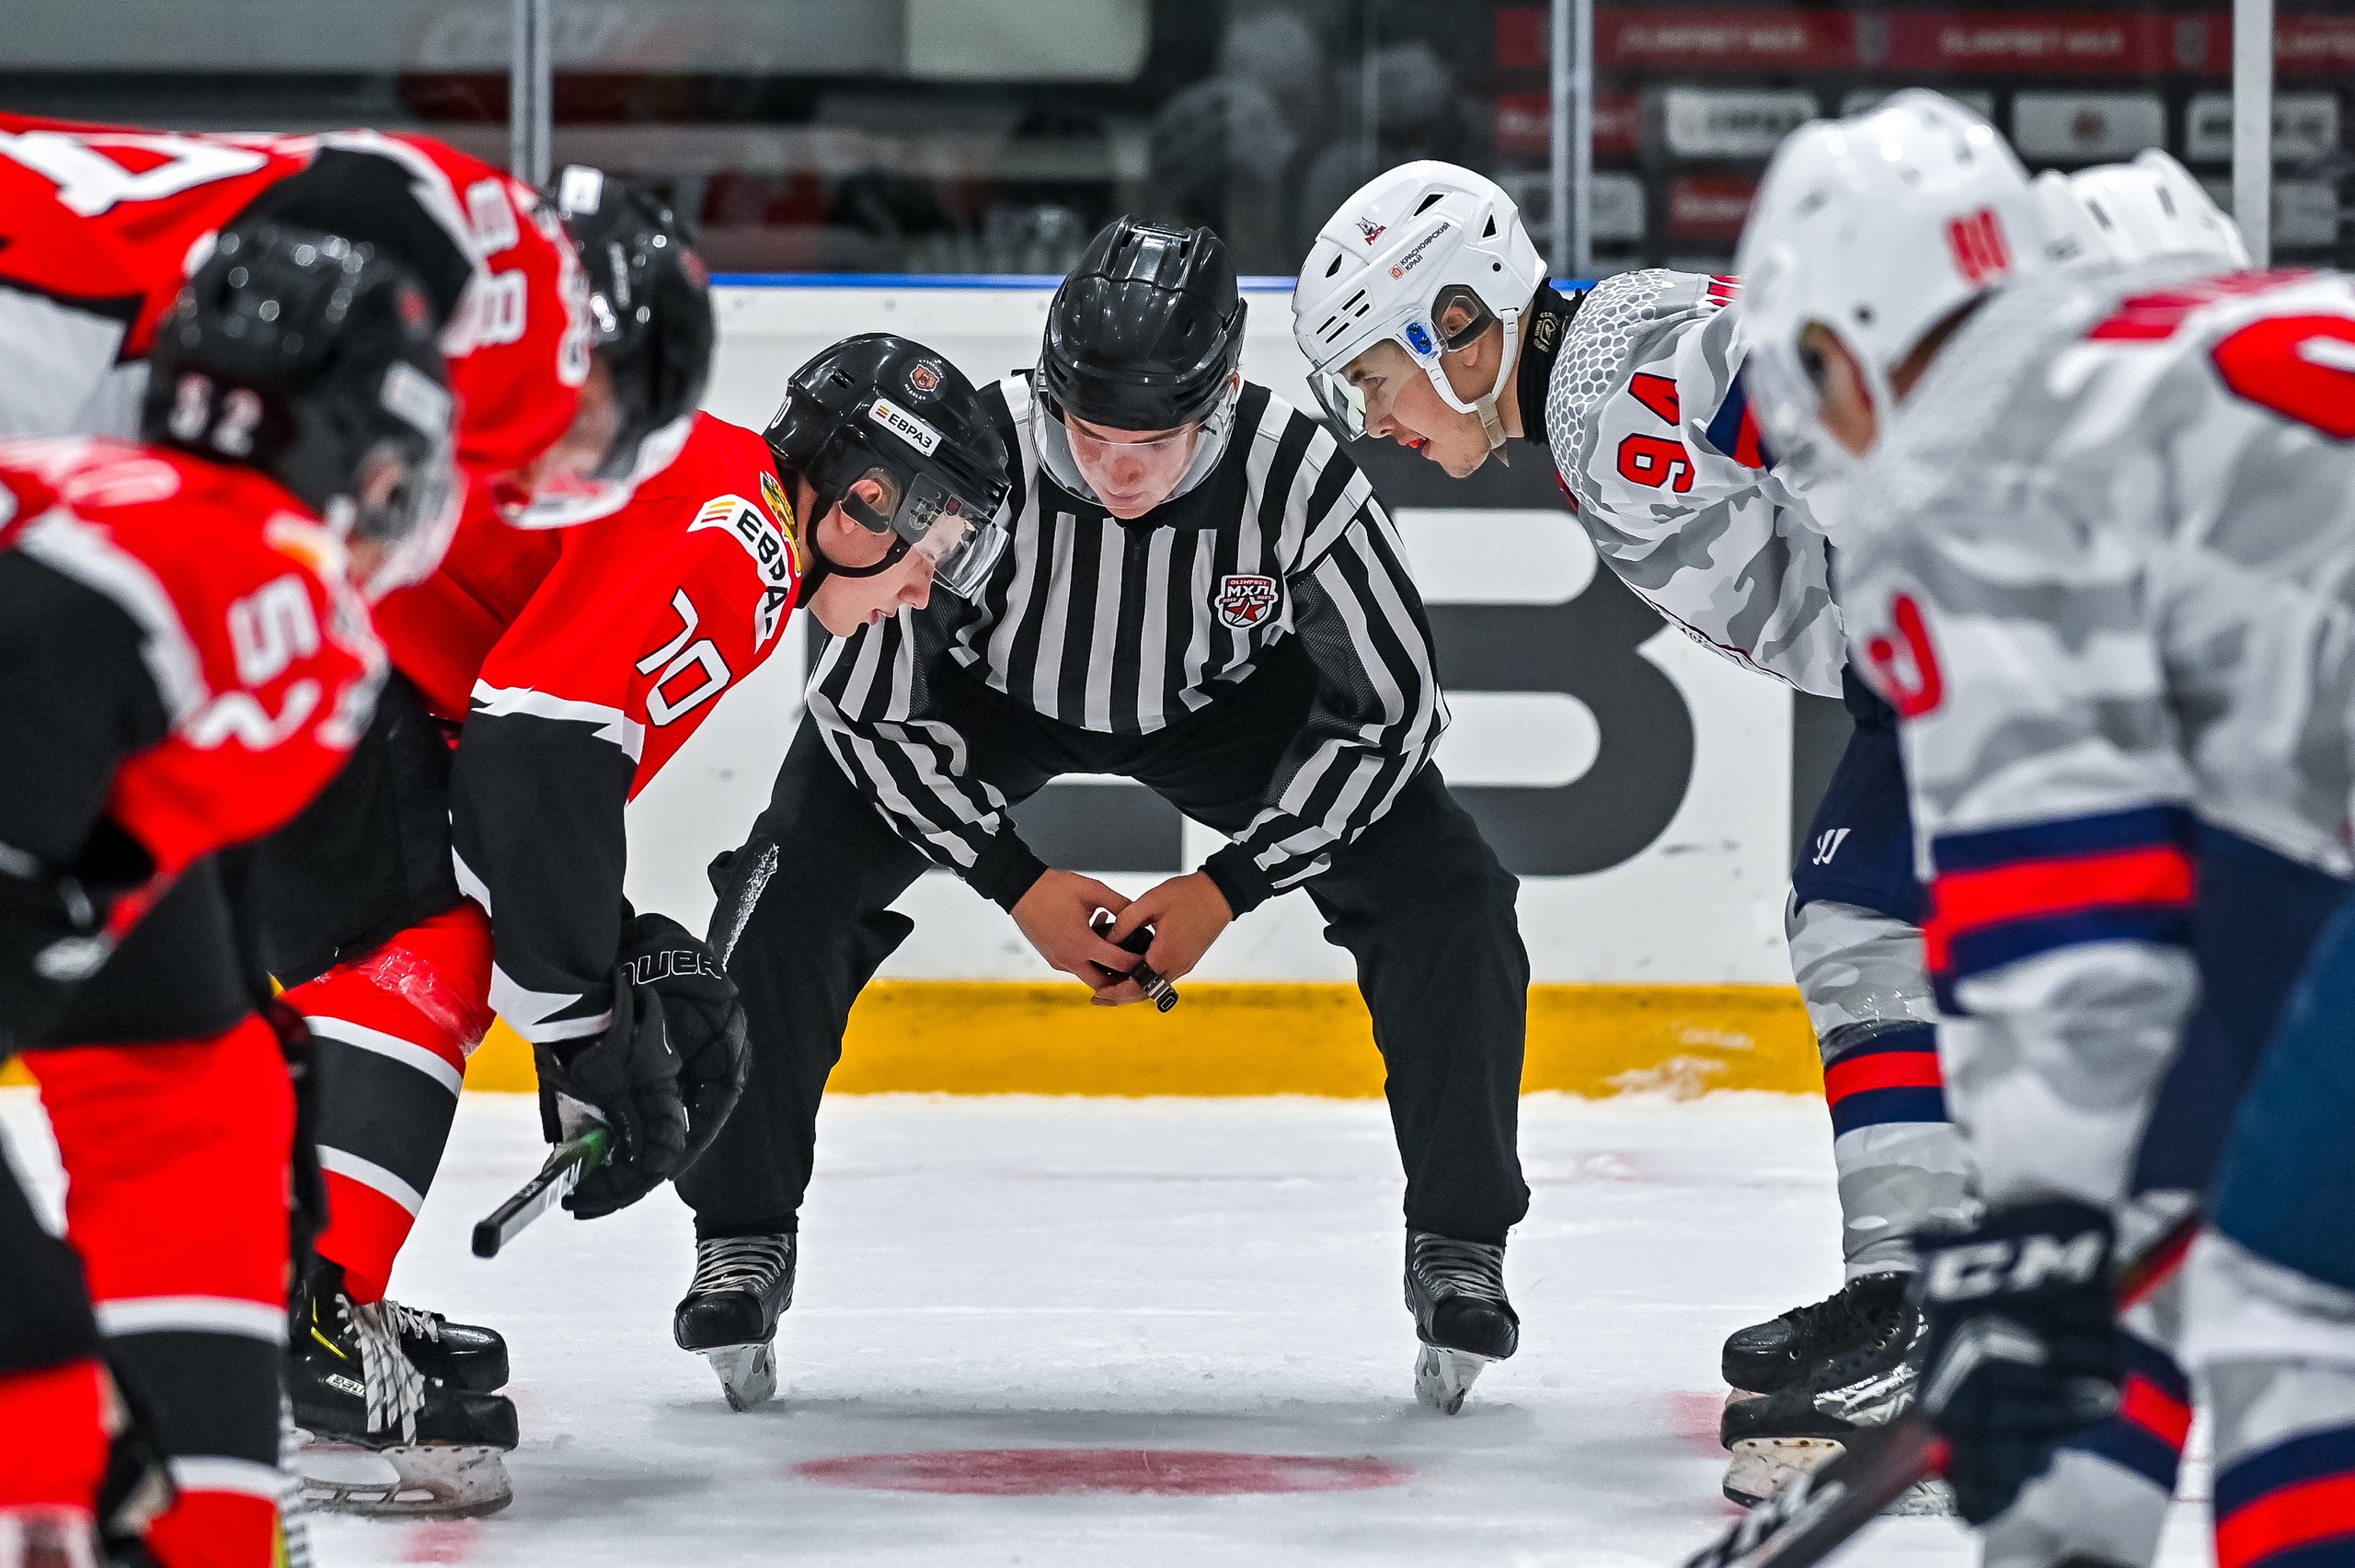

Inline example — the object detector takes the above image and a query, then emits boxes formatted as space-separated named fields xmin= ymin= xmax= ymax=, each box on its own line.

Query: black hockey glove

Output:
xmin=614 ymin=911 xmax=748 ymax=1180
xmin=535 ymin=966 xmax=689 ymax=1219
xmin=0 ymin=823 xmax=155 ymax=1049
xmin=1914 ymin=1199 xmax=2123 ymax=1525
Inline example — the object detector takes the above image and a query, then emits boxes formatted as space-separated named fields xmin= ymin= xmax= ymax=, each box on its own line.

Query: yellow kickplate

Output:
xmin=435 ymin=980 xmax=1822 ymax=1099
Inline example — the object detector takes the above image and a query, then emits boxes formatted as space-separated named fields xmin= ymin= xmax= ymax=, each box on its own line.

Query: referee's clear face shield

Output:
xmin=1032 ymin=370 xmax=1243 ymax=521
xmin=838 ymin=462 xmax=1008 ymax=601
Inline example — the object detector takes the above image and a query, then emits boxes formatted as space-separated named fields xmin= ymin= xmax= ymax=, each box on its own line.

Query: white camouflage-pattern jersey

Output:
xmin=1544 ymin=269 xmax=1846 ymax=698
xmin=1840 ymin=258 xmax=2355 ymax=1211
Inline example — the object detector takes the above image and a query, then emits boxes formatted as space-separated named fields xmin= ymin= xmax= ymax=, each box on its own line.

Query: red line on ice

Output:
xmin=793 ymin=1448 xmax=1413 ymax=1496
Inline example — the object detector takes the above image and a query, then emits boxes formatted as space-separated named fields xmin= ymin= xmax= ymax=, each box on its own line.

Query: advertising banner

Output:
xmin=628 ymin=281 xmax=1811 ymax=988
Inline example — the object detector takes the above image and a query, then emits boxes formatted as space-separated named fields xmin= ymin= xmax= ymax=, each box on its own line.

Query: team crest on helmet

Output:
xmin=1357 ymin=217 xmax=1387 ymax=246
xmin=1214 ymin=573 xmax=1281 ymax=630
xmin=905 ymin=359 xmax=944 ymax=398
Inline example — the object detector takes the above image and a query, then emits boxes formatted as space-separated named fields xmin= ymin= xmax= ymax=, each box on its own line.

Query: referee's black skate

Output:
xmin=289 ymin=1268 xmax=518 ymax=1518
xmin=1721 ymin=1271 xmax=1911 ymax=1395
xmin=301 ymin=1259 xmax=509 ymax=1393
xmin=674 ymin=1233 xmax=795 ymax=1413
xmin=1404 ymin=1230 xmax=1518 ymax=1415
xmin=1717 ymin=1286 xmax=1947 ymax=1513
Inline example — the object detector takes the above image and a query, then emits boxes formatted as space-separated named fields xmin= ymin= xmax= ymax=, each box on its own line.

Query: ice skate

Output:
xmin=1404 ymin=1230 xmax=1517 ymax=1415
xmin=303 ymin=1260 xmax=509 ymax=1393
xmin=289 ymin=1267 xmax=518 ymax=1517
xmin=1718 ymin=1291 xmax=1949 ymax=1514
xmin=1721 ymin=1272 xmax=1912 ymax=1395
xmin=674 ymin=1234 xmax=795 ymax=1413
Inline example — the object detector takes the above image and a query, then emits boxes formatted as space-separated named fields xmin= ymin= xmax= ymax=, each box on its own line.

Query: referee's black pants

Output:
xmin=679 ymin=643 xmax=1534 ymax=1247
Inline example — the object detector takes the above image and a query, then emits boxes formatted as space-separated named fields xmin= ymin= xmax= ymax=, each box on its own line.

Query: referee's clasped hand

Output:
xmin=1013 ymin=869 xmax=1145 ymax=1001
xmin=1099 ymin=873 xmax=1231 ymax=1007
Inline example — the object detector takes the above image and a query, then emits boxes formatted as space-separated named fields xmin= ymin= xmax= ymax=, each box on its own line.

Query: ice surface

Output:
xmin=0 ymin=1088 xmax=2214 ymax=1567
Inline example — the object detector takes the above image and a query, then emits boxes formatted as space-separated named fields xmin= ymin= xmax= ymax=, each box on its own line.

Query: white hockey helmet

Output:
xmin=1735 ymin=90 xmax=2046 ymax=464
xmin=2034 ymin=149 xmax=2250 ymax=269
xmin=1292 ymin=160 xmax=1546 ymax=450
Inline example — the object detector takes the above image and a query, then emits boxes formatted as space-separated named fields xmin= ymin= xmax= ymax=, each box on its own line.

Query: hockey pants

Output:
xmin=12 ymin=1015 xmax=294 ymax=1568
xmin=0 ymin=1134 xmax=110 ymax=1526
xmin=1981 ymin=830 xmax=2350 ymax=1568
xmin=684 ymin=646 xmax=1533 ymax=1247
xmin=2181 ymin=886 xmax=2355 ymax=1568
xmin=287 ymin=900 xmax=495 ymax=1305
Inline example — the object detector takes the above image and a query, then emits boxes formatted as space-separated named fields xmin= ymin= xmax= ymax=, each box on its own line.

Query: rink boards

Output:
xmin=2 ymin=277 xmax=1832 ymax=1100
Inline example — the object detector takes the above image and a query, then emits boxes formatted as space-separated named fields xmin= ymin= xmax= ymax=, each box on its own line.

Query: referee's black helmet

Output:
xmin=1040 ymin=218 xmax=1246 ymax=431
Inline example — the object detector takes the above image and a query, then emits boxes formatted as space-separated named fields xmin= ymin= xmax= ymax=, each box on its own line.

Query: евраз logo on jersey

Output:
xmin=689 ymin=495 xmax=797 ymax=648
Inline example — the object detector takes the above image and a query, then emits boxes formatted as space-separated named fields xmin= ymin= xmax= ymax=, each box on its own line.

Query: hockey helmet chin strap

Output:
xmin=1465 ymin=306 xmax=1522 ymax=454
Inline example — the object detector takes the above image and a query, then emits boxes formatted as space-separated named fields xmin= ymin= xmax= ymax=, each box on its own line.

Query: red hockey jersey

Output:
xmin=0 ymin=438 xmax=386 ymax=883
xmin=439 ymin=414 xmax=804 ymax=1043
xmin=0 ymin=115 xmax=587 ymax=476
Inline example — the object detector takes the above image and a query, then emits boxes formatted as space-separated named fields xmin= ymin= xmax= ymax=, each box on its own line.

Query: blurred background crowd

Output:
xmin=12 ymin=0 xmax=2351 ymax=279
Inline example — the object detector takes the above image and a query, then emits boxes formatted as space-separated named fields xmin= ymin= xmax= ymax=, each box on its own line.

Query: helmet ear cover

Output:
xmin=1431 ymin=284 xmax=1497 ymax=353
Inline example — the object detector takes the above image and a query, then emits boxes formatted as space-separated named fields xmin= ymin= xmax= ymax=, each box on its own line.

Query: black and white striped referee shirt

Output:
xmin=806 ymin=372 xmax=1446 ymax=913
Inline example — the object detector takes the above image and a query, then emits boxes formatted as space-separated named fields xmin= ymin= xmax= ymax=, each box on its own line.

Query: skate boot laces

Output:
xmin=344 ymin=1299 xmax=429 ymax=1443
xmin=378 ymin=1297 xmax=445 ymax=1345
xmin=690 ymin=1235 xmax=792 ymax=1297
xmin=1407 ymin=1232 xmax=1510 ymax=1306
xmin=1780 ymin=1275 xmax=1906 ymax=1350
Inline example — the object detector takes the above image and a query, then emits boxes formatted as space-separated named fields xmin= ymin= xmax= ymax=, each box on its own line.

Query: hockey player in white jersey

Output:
xmin=1292 ymin=162 xmax=1964 ymax=1506
xmin=1738 ymin=89 xmax=2355 ymax=1568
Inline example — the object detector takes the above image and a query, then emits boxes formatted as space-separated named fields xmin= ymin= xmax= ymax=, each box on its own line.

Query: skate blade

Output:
xmin=1414 ymin=1344 xmax=1493 ymax=1415
xmin=703 ymin=1342 xmax=776 ymax=1413
xmin=1722 ymin=1438 xmax=1955 ymax=1516
xmin=296 ymin=1439 xmax=513 ymax=1518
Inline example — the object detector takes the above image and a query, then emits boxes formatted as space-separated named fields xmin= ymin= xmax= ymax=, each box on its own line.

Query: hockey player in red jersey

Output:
xmin=0 ymin=226 xmax=454 ymax=1568
xmin=229 ymin=170 xmax=1009 ymax=1515
xmin=0 ymin=112 xmax=600 ymax=506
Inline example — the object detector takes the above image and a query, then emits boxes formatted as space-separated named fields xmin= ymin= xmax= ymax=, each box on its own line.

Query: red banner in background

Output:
xmin=1497 ymin=90 xmax=1640 ymax=156
xmin=1499 ymin=7 xmax=1853 ymax=69
xmin=1667 ymin=176 xmax=1757 ymax=240
xmin=1498 ymin=8 xmax=2349 ymax=78
xmin=2278 ymin=14 xmax=2355 ymax=74
xmin=1882 ymin=13 xmax=2200 ymax=74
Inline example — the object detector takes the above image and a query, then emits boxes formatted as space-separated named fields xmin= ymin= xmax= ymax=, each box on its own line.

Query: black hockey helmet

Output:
xmin=142 ymin=223 xmax=458 ymax=598
xmin=1034 ymin=219 xmax=1246 ymax=509
xmin=1040 ymin=219 xmax=1245 ymax=429
xmin=228 ymin=145 xmax=477 ymax=329
xmin=550 ymin=166 xmax=716 ymax=483
xmin=764 ymin=334 xmax=1012 ymax=600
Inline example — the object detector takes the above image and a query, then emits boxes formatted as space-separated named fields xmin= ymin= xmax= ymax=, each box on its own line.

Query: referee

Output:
xmin=673 ymin=219 xmax=1533 ymax=1418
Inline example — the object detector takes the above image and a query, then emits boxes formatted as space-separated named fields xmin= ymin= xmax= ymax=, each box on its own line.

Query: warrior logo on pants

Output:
xmin=1214 ymin=574 xmax=1280 ymax=629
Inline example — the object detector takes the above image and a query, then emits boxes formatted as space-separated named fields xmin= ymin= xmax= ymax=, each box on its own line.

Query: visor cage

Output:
xmin=840 ymin=464 xmax=1008 ymax=600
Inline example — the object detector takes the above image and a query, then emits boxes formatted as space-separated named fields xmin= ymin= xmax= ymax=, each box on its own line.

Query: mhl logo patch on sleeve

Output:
xmin=1214 ymin=573 xmax=1281 ymax=630
xmin=690 ymin=495 xmax=797 ymax=649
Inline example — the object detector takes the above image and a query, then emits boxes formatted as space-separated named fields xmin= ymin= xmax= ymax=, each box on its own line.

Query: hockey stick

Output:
xmin=469 ymin=1127 xmax=611 ymax=1258
xmin=1673 ymin=1202 xmax=2204 ymax=1568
